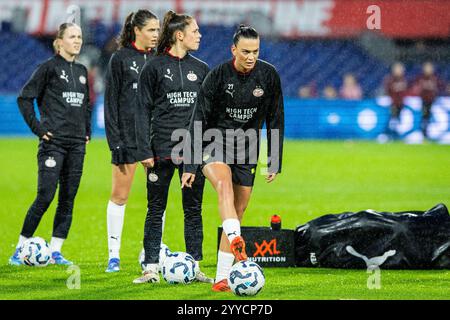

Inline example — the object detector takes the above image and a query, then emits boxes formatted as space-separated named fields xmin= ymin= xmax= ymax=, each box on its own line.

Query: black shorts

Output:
xmin=111 ymin=147 xmax=138 ymax=165
xmin=230 ymin=163 xmax=257 ymax=187
xmin=203 ymin=161 xmax=257 ymax=187
xmin=200 ymin=147 xmax=258 ymax=186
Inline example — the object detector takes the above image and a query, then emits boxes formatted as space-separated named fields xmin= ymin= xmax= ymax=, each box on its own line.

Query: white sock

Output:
xmin=50 ymin=237 xmax=65 ymax=253
xmin=222 ymin=218 xmax=241 ymax=243
xmin=161 ymin=210 xmax=166 ymax=238
xmin=107 ymin=200 xmax=126 ymax=259
xmin=16 ymin=235 xmax=29 ymax=249
xmin=215 ymin=251 xmax=235 ymax=283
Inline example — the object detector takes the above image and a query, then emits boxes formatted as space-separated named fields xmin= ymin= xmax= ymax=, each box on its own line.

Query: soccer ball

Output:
xmin=138 ymin=243 xmax=171 ymax=271
xmin=18 ymin=237 xmax=51 ymax=267
xmin=161 ymin=251 xmax=198 ymax=284
xmin=228 ymin=261 xmax=265 ymax=296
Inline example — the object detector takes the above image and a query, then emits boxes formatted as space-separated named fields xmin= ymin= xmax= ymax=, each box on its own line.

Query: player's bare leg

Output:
xmin=111 ymin=163 xmax=137 ymax=205
xmin=218 ymin=184 xmax=252 ymax=252
xmin=202 ymin=163 xmax=251 ymax=291
xmin=202 ymin=162 xmax=237 ymax=220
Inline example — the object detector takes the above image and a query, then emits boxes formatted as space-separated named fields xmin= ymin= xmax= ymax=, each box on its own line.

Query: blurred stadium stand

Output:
xmin=0 ymin=32 xmax=52 ymax=93
xmin=0 ymin=0 xmax=449 ymax=143
xmin=2 ymin=25 xmax=449 ymax=97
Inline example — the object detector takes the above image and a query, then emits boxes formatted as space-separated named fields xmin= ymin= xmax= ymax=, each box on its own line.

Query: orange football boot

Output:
xmin=230 ymin=236 xmax=248 ymax=261
xmin=212 ymin=279 xmax=231 ymax=292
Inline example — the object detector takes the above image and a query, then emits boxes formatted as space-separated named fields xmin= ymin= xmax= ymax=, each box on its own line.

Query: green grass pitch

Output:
xmin=0 ymin=138 xmax=449 ymax=300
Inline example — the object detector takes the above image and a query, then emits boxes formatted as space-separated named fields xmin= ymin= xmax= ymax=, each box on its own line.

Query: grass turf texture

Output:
xmin=0 ymin=138 xmax=449 ymax=300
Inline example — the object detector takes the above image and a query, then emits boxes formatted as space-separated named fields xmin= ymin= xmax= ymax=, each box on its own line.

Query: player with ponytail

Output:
xmin=104 ymin=10 xmax=160 ymax=272
xmin=133 ymin=11 xmax=211 ymax=284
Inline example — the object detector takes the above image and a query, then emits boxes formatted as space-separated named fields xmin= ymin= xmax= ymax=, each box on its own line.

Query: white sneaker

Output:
xmin=195 ymin=270 xmax=214 ymax=283
xmin=133 ymin=270 xmax=160 ymax=284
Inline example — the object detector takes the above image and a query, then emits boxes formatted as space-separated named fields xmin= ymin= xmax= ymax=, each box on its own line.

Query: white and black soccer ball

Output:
xmin=18 ymin=237 xmax=51 ymax=267
xmin=138 ymin=243 xmax=171 ymax=271
xmin=228 ymin=261 xmax=265 ymax=296
xmin=161 ymin=251 xmax=198 ymax=284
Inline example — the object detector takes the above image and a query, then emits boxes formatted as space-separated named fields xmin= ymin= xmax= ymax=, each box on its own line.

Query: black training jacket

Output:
xmin=184 ymin=59 xmax=284 ymax=174
xmin=104 ymin=43 xmax=154 ymax=150
xmin=135 ymin=51 xmax=209 ymax=160
xmin=17 ymin=54 xmax=91 ymax=144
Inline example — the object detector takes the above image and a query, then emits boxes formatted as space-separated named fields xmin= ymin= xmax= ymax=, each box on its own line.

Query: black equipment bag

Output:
xmin=218 ymin=227 xmax=296 ymax=267
xmin=295 ymin=203 xmax=450 ymax=269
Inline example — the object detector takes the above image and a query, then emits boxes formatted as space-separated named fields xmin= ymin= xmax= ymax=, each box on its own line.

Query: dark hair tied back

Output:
xmin=233 ymin=24 xmax=259 ymax=45
xmin=156 ymin=10 xmax=193 ymax=55
xmin=118 ymin=9 xmax=157 ymax=48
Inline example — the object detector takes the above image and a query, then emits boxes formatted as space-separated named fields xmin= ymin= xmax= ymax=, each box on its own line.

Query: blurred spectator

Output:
xmin=382 ymin=62 xmax=408 ymax=139
xmin=412 ymin=61 xmax=446 ymax=138
xmin=98 ymin=36 xmax=119 ymax=75
xmin=78 ymin=45 xmax=102 ymax=107
xmin=339 ymin=73 xmax=362 ymax=100
xmin=322 ymin=85 xmax=338 ymax=100
xmin=297 ymin=82 xmax=317 ymax=98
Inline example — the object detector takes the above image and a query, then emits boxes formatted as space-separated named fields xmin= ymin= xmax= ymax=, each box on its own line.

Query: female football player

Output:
xmin=181 ymin=25 xmax=285 ymax=292
xmin=10 ymin=23 xmax=91 ymax=266
xmin=133 ymin=10 xmax=211 ymax=284
xmin=104 ymin=10 xmax=161 ymax=273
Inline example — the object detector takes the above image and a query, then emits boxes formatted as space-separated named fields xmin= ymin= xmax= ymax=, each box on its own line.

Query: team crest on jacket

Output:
xmin=45 ymin=157 xmax=56 ymax=168
xmin=148 ymin=173 xmax=159 ymax=182
xmin=187 ymin=71 xmax=197 ymax=82
xmin=253 ymin=86 xmax=264 ymax=97
xmin=79 ymin=75 xmax=86 ymax=84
